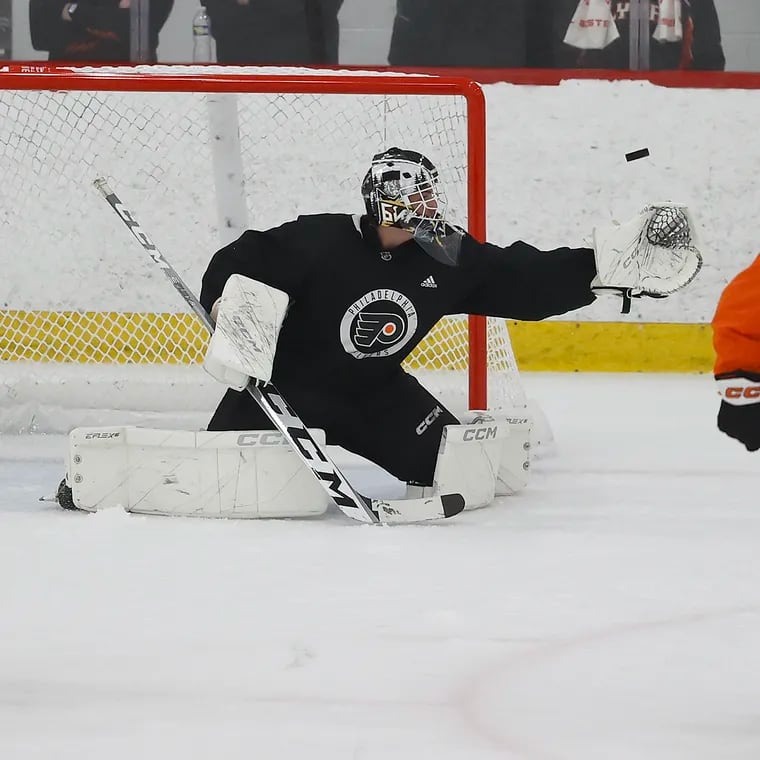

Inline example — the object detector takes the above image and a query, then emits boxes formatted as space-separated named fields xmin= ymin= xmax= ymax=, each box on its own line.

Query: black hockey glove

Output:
xmin=716 ymin=374 xmax=760 ymax=452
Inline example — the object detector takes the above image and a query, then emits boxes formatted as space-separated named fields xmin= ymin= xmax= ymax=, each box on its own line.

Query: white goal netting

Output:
xmin=0 ymin=67 xmax=527 ymax=434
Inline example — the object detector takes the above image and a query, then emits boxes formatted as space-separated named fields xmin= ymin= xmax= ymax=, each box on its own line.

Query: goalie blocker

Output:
xmin=60 ymin=414 xmax=531 ymax=518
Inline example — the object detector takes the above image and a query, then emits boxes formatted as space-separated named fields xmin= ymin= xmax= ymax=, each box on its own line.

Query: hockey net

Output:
xmin=0 ymin=66 xmax=529 ymax=434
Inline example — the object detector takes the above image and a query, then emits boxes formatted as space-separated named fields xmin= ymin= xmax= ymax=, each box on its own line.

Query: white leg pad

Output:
xmin=494 ymin=412 xmax=532 ymax=496
xmin=66 ymin=426 xmax=331 ymax=518
xmin=467 ymin=409 xmax=532 ymax=496
xmin=526 ymin=399 xmax=555 ymax=455
xmin=432 ymin=421 xmax=508 ymax=510
xmin=405 ymin=414 xmax=532 ymax=508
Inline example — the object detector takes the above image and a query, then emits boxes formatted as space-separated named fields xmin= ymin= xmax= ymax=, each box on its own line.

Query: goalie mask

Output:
xmin=361 ymin=147 xmax=446 ymax=234
xmin=361 ymin=147 xmax=463 ymax=266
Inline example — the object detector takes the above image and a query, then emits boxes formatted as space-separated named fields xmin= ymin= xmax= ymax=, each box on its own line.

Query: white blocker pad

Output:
xmin=204 ymin=274 xmax=290 ymax=390
xmin=66 ymin=426 xmax=330 ymax=519
xmin=592 ymin=203 xmax=702 ymax=294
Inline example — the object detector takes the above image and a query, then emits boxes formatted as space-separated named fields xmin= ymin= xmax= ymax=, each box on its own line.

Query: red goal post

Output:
xmin=0 ymin=65 xmax=526 ymax=433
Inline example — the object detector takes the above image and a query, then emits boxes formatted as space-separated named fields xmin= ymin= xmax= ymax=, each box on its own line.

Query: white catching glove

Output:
xmin=592 ymin=203 xmax=703 ymax=313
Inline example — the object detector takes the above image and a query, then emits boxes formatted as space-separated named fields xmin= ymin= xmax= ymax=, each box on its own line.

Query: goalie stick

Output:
xmin=93 ymin=178 xmax=464 ymax=525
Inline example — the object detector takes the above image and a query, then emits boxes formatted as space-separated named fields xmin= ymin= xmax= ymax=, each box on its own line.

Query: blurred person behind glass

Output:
xmin=204 ymin=0 xmax=343 ymax=65
xmin=542 ymin=0 xmax=725 ymax=70
xmin=388 ymin=0 xmax=528 ymax=67
xmin=29 ymin=0 xmax=174 ymax=62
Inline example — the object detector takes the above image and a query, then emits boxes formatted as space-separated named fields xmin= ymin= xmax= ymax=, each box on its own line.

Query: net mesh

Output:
xmin=0 ymin=70 xmax=526 ymax=432
xmin=646 ymin=206 xmax=692 ymax=248
xmin=640 ymin=205 xmax=702 ymax=295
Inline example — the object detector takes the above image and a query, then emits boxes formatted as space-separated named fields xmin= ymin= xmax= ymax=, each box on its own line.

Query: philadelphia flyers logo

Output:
xmin=354 ymin=312 xmax=406 ymax=348
xmin=340 ymin=290 xmax=418 ymax=359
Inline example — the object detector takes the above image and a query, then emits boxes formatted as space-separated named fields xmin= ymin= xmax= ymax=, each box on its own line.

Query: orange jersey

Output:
xmin=712 ymin=253 xmax=760 ymax=377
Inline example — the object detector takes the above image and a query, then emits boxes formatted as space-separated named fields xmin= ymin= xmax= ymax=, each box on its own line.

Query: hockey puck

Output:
xmin=625 ymin=148 xmax=650 ymax=162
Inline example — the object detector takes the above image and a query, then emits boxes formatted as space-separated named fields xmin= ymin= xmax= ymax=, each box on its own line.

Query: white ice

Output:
xmin=1 ymin=373 xmax=758 ymax=760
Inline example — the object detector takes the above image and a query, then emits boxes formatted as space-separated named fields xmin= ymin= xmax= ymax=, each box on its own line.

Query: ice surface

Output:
xmin=1 ymin=373 xmax=758 ymax=760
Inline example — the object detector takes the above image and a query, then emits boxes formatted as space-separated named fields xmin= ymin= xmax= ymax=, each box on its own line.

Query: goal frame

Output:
xmin=0 ymin=64 xmax=490 ymax=409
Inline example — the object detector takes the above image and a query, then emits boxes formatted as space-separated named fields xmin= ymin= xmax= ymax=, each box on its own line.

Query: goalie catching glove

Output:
xmin=592 ymin=203 xmax=702 ymax=313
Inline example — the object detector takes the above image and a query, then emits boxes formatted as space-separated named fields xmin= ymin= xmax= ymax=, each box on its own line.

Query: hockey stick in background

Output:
xmin=94 ymin=178 xmax=464 ymax=525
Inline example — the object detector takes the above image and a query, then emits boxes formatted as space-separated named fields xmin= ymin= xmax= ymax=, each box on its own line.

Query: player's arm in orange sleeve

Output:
xmin=711 ymin=254 xmax=760 ymax=451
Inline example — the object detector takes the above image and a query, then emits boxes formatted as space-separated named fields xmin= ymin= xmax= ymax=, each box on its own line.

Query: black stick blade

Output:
xmin=442 ymin=493 xmax=466 ymax=518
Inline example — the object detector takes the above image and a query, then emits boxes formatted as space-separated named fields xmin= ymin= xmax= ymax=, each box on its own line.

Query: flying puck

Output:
xmin=625 ymin=148 xmax=650 ymax=162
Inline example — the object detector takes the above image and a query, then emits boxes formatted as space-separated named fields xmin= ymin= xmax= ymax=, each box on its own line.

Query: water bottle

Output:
xmin=192 ymin=6 xmax=212 ymax=63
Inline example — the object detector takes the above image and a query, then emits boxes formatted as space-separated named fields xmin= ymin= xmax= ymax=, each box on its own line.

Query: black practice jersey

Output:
xmin=200 ymin=214 xmax=597 ymax=393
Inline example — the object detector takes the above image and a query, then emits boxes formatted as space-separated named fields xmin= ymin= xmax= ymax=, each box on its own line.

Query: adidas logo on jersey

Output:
xmin=420 ymin=276 xmax=437 ymax=288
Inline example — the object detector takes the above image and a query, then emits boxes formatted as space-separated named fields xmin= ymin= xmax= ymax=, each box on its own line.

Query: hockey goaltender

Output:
xmin=56 ymin=148 xmax=702 ymax=522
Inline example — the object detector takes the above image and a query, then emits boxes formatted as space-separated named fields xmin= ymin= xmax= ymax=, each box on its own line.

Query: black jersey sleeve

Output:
xmin=200 ymin=223 xmax=315 ymax=314
xmin=454 ymin=236 xmax=597 ymax=320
